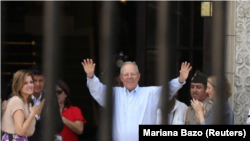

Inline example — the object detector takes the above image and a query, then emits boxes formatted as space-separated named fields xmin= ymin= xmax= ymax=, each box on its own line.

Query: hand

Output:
xmin=1 ymin=100 xmax=8 ymax=115
xmin=61 ymin=116 xmax=66 ymax=123
xmin=191 ymin=98 xmax=205 ymax=118
xmin=36 ymin=99 xmax=45 ymax=116
xmin=29 ymin=103 xmax=38 ymax=116
xmin=1 ymin=99 xmax=9 ymax=116
xmin=81 ymin=58 xmax=95 ymax=78
xmin=179 ymin=62 xmax=192 ymax=83
xmin=59 ymin=104 xmax=64 ymax=115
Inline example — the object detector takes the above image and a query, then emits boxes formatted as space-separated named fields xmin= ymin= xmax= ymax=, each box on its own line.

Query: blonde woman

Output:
xmin=191 ymin=75 xmax=234 ymax=125
xmin=2 ymin=70 xmax=37 ymax=141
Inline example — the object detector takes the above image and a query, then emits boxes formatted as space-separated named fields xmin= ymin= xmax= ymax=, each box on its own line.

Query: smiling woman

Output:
xmin=1 ymin=69 xmax=37 ymax=141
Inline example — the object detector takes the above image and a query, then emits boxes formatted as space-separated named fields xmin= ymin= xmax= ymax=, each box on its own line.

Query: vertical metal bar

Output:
xmin=42 ymin=1 xmax=62 ymax=141
xmin=97 ymin=1 xmax=115 ymax=141
xmin=136 ymin=1 xmax=146 ymax=86
xmin=156 ymin=1 xmax=171 ymax=125
xmin=211 ymin=1 xmax=226 ymax=124
xmin=190 ymin=2 xmax=194 ymax=72
xmin=190 ymin=1 xmax=194 ymax=48
xmin=203 ymin=17 xmax=212 ymax=76
xmin=177 ymin=2 xmax=181 ymax=47
xmin=0 ymin=0 xmax=4 ymax=99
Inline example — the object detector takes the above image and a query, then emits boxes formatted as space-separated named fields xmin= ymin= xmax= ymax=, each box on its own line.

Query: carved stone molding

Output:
xmin=235 ymin=1 xmax=250 ymax=124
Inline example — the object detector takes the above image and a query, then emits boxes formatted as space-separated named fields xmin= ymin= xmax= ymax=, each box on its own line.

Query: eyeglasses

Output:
xmin=120 ymin=73 xmax=138 ymax=77
xmin=56 ymin=90 xmax=64 ymax=95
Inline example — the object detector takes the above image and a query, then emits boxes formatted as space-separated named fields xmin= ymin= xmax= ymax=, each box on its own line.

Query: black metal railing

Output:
xmin=42 ymin=1 xmax=62 ymax=141
xmin=38 ymin=1 xmax=227 ymax=140
xmin=211 ymin=1 xmax=226 ymax=124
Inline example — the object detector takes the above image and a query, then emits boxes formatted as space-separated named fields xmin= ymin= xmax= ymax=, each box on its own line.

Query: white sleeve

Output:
xmin=246 ymin=109 xmax=250 ymax=125
xmin=87 ymin=75 xmax=107 ymax=107
xmin=157 ymin=77 xmax=186 ymax=109
xmin=168 ymin=77 xmax=186 ymax=100
xmin=156 ymin=109 xmax=162 ymax=125
xmin=35 ymin=114 xmax=40 ymax=120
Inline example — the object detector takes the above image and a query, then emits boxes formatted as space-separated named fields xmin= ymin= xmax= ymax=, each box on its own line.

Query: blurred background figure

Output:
xmin=114 ymin=75 xmax=124 ymax=87
xmin=246 ymin=108 xmax=250 ymax=125
xmin=56 ymin=80 xmax=87 ymax=141
xmin=156 ymin=92 xmax=187 ymax=125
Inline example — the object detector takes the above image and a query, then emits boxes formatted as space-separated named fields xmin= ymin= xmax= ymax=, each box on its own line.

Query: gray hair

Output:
xmin=120 ymin=61 xmax=139 ymax=74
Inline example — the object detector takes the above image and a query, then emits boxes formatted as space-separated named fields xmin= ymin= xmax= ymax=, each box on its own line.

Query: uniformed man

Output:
xmin=185 ymin=70 xmax=213 ymax=125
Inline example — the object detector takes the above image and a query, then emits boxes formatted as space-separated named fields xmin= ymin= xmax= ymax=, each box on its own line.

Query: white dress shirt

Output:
xmin=246 ymin=108 xmax=250 ymax=124
xmin=156 ymin=99 xmax=188 ymax=125
xmin=32 ymin=93 xmax=43 ymax=120
xmin=87 ymin=75 xmax=185 ymax=141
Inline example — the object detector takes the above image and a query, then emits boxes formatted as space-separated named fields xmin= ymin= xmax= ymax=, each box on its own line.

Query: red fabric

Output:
xmin=59 ymin=106 xmax=86 ymax=141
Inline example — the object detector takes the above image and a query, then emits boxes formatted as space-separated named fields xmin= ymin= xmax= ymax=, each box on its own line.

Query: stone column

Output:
xmin=234 ymin=1 xmax=250 ymax=124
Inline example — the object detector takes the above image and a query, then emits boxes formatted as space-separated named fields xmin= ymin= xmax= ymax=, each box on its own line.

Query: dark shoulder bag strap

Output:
xmin=8 ymin=133 xmax=13 ymax=141
xmin=5 ymin=98 xmax=14 ymax=141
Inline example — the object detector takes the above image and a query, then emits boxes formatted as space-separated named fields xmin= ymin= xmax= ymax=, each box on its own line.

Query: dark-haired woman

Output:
xmin=55 ymin=80 xmax=86 ymax=141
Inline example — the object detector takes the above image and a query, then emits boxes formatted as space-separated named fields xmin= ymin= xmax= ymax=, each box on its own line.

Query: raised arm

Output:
xmin=81 ymin=58 xmax=96 ymax=78
xmin=81 ymin=59 xmax=107 ymax=107
xmin=168 ymin=62 xmax=192 ymax=100
xmin=178 ymin=62 xmax=192 ymax=83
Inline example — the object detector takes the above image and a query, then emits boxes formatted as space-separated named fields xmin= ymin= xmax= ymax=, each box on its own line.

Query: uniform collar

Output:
xmin=203 ymin=96 xmax=213 ymax=104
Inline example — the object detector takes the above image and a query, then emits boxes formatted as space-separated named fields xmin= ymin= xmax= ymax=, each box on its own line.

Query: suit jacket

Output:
xmin=201 ymin=99 xmax=234 ymax=125
xmin=28 ymin=91 xmax=64 ymax=141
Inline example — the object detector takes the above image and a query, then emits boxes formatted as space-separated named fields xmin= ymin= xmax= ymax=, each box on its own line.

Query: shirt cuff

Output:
xmin=87 ymin=75 xmax=95 ymax=79
xmin=35 ymin=114 xmax=40 ymax=120
xmin=172 ymin=77 xmax=186 ymax=85
xmin=200 ymin=121 xmax=206 ymax=125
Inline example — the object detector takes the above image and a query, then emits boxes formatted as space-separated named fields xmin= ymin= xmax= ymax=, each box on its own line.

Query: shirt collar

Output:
xmin=32 ymin=92 xmax=43 ymax=101
xmin=123 ymin=85 xmax=140 ymax=94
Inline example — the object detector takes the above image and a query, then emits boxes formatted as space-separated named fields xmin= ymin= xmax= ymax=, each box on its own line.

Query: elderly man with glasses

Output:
xmin=81 ymin=59 xmax=192 ymax=141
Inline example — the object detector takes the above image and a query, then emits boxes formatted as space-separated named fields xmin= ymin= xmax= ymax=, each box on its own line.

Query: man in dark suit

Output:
xmin=28 ymin=66 xmax=64 ymax=141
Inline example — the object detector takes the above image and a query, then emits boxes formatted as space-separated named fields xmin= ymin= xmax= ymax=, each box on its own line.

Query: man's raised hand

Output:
xmin=81 ymin=59 xmax=95 ymax=78
xmin=179 ymin=61 xmax=192 ymax=83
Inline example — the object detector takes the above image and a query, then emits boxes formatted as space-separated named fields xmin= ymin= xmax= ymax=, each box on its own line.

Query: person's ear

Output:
xmin=137 ymin=73 xmax=141 ymax=80
xmin=119 ymin=75 xmax=123 ymax=82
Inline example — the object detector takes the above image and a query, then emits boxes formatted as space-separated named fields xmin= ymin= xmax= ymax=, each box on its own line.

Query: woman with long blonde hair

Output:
xmin=2 ymin=69 xmax=37 ymax=141
xmin=191 ymin=75 xmax=234 ymax=124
